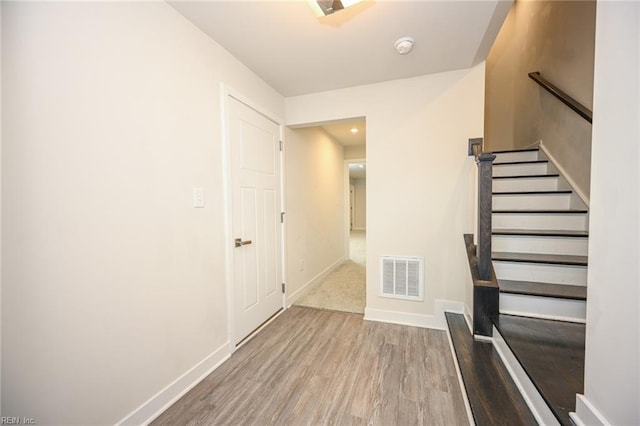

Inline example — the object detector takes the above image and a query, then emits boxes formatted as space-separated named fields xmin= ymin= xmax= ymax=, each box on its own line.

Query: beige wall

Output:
xmin=2 ymin=2 xmax=283 ymax=424
xmin=286 ymin=64 xmax=484 ymax=321
xmin=485 ymin=0 xmax=595 ymax=198
xmin=344 ymin=145 xmax=366 ymax=160
xmin=576 ymin=2 xmax=640 ymax=424
xmin=284 ymin=127 xmax=345 ymax=301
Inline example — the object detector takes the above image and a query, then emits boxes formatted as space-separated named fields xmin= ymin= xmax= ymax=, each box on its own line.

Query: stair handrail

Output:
xmin=528 ymin=71 xmax=593 ymax=123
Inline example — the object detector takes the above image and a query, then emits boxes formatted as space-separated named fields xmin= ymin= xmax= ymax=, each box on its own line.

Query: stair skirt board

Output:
xmin=491 ymin=326 xmax=561 ymax=426
xmin=492 ymin=235 xmax=589 ymax=256
xmin=493 ymin=261 xmax=587 ymax=286
xmin=493 ymin=212 xmax=588 ymax=231
xmin=493 ymin=162 xmax=548 ymax=177
xmin=491 ymin=149 xmax=540 ymax=163
xmin=500 ymin=293 xmax=587 ymax=323
xmin=493 ymin=177 xmax=559 ymax=192
xmin=492 ymin=193 xmax=572 ymax=210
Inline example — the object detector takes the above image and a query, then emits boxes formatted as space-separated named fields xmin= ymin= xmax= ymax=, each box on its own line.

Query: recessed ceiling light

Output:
xmin=350 ymin=127 xmax=359 ymax=133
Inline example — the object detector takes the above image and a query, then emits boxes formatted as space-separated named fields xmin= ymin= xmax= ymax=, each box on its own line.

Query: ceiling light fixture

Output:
xmin=308 ymin=0 xmax=362 ymax=16
xmin=395 ymin=37 xmax=415 ymax=55
xmin=350 ymin=127 xmax=359 ymax=133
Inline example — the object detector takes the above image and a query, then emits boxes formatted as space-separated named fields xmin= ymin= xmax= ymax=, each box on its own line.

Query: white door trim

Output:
xmin=220 ymin=83 xmax=286 ymax=349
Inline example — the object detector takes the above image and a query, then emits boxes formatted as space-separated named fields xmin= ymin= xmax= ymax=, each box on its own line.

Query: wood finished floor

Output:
xmin=152 ymin=306 xmax=469 ymax=426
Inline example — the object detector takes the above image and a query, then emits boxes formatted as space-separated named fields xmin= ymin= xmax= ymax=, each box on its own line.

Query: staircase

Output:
xmin=449 ymin=147 xmax=586 ymax=426
xmin=491 ymin=147 xmax=588 ymax=323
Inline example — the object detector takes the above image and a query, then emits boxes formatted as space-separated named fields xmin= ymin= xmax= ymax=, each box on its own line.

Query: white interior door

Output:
xmin=228 ymin=96 xmax=283 ymax=345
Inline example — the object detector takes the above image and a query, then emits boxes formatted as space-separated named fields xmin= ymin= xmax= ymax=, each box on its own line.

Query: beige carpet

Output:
xmin=296 ymin=231 xmax=366 ymax=314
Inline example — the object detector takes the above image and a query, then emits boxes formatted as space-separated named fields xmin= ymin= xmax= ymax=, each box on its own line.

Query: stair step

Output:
xmin=493 ymin=190 xmax=572 ymax=195
xmin=493 ymin=193 xmax=572 ymax=210
xmin=493 ymin=211 xmax=588 ymax=232
xmin=445 ymin=312 xmax=537 ymax=425
xmin=493 ymin=261 xmax=587 ymax=286
xmin=492 ymin=233 xmax=588 ymax=256
xmin=493 ymin=229 xmax=588 ymax=237
xmin=492 ymin=252 xmax=588 ymax=266
xmin=491 ymin=314 xmax=585 ymax=426
xmin=500 ymin=292 xmax=586 ymax=322
xmin=494 ymin=173 xmax=560 ymax=179
xmin=493 ymin=175 xmax=559 ymax=192
xmin=493 ymin=209 xmax=587 ymax=214
xmin=493 ymin=161 xmax=548 ymax=177
xmin=499 ymin=279 xmax=587 ymax=300
xmin=493 ymin=159 xmax=548 ymax=166
xmin=491 ymin=148 xmax=540 ymax=163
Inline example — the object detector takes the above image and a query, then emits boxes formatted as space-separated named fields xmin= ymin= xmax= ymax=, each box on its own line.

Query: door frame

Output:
xmin=220 ymin=83 xmax=287 ymax=349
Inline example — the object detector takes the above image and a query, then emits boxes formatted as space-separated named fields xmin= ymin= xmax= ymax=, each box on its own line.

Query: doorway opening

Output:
xmin=288 ymin=117 xmax=366 ymax=314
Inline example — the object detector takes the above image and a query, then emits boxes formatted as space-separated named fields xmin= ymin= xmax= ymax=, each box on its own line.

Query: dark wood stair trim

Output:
xmin=493 ymin=190 xmax=572 ymax=195
xmin=493 ymin=228 xmax=589 ymax=238
xmin=445 ymin=312 xmax=537 ymax=426
xmin=492 ymin=252 xmax=588 ymax=266
xmin=493 ymin=209 xmax=588 ymax=214
xmin=494 ymin=160 xmax=548 ymax=166
xmin=490 ymin=148 xmax=540 ymax=154
xmin=499 ymin=279 xmax=587 ymax=300
xmin=491 ymin=314 xmax=585 ymax=426
xmin=494 ymin=174 xmax=560 ymax=180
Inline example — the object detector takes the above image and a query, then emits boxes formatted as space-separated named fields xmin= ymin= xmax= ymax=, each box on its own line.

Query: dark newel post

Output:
xmin=477 ymin=153 xmax=496 ymax=281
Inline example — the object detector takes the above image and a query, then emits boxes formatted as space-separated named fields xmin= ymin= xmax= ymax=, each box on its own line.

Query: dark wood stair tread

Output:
xmin=494 ymin=174 xmax=559 ymax=179
xmin=493 ymin=159 xmax=548 ymax=166
xmin=499 ymin=279 xmax=587 ymax=300
xmin=490 ymin=148 xmax=540 ymax=154
xmin=493 ymin=229 xmax=589 ymax=237
xmin=491 ymin=314 xmax=585 ymax=426
xmin=493 ymin=209 xmax=588 ymax=214
xmin=493 ymin=190 xmax=572 ymax=195
xmin=445 ymin=312 xmax=537 ymax=425
xmin=492 ymin=252 xmax=588 ymax=266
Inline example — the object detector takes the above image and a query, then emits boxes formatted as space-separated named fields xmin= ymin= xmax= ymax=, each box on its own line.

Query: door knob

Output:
xmin=235 ymin=238 xmax=252 ymax=248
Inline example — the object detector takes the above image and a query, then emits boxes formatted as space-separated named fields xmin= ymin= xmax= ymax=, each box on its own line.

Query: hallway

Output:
xmin=295 ymin=231 xmax=366 ymax=314
xmin=152 ymin=306 xmax=468 ymax=425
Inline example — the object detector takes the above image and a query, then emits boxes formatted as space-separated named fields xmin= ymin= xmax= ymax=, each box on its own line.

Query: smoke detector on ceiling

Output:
xmin=394 ymin=37 xmax=415 ymax=55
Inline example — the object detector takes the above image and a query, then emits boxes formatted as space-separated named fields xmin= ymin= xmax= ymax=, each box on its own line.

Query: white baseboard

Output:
xmin=570 ymin=394 xmax=610 ymax=426
xmin=492 ymin=326 xmax=559 ymax=426
xmin=538 ymin=141 xmax=590 ymax=207
xmin=364 ymin=299 xmax=465 ymax=330
xmin=286 ymin=257 xmax=345 ymax=306
xmin=463 ymin=303 xmax=473 ymax=335
xmin=116 ymin=342 xmax=232 ymax=426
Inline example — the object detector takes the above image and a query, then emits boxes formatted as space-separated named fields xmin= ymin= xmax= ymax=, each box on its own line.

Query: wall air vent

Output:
xmin=380 ymin=256 xmax=424 ymax=301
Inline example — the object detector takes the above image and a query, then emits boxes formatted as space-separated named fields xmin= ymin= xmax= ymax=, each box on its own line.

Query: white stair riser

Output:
xmin=493 ymin=261 xmax=588 ymax=286
xmin=493 ymin=162 xmax=548 ymax=177
xmin=492 ymin=235 xmax=589 ymax=256
xmin=500 ymin=293 xmax=586 ymax=322
xmin=493 ymin=177 xmax=559 ymax=192
xmin=492 ymin=194 xmax=572 ymax=210
xmin=492 ymin=151 xmax=540 ymax=163
xmin=493 ymin=213 xmax=588 ymax=231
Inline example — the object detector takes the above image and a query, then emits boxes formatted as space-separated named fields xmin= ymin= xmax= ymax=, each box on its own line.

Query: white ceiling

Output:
xmin=321 ymin=117 xmax=366 ymax=146
xmin=169 ymin=0 xmax=512 ymax=97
